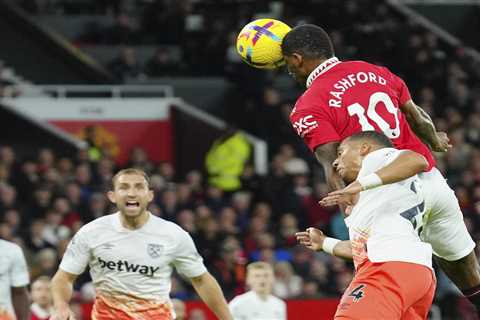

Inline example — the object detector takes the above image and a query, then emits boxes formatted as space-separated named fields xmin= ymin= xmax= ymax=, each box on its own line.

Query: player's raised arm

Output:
xmin=324 ymin=149 xmax=429 ymax=203
xmin=190 ymin=272 xmax=233 ymax=320
xmin=401 ymin=100 xmax=452 ymax=152
xmin=51 ymin=270 xmax=78 ymax=320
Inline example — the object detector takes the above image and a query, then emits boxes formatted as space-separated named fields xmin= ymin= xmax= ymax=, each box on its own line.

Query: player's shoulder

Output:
xmin=269 ymin=294 xmax=286 ymax=305
xmin=0 ymin=239 xmax=23 ymax=256
xmin=364 ymin=147 xmax=398 ymax=162
xmin=290 ymin=89 xmax=327 ymax=120
xmin=341 ymin=60 xmax=388 ymax=72
xmin=76 ymin=212 xmax=118 ymax=235
xmin=229 ymin=291 xmax=252 ymax=305
xmin=148 ymin=214 xmax=189 ymax=236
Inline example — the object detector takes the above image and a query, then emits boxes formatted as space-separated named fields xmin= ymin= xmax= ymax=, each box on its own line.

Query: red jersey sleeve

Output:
xmin=290 ymin=96 xmax=341 ymax=152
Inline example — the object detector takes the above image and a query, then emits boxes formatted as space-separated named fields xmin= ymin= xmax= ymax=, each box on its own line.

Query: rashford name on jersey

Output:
xmin=328 ymin=71 xmax=387 ymax=108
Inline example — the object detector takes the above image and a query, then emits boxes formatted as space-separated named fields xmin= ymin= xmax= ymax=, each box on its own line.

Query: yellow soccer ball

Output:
xmin=236 ymin=18 xmax=291 ymax=69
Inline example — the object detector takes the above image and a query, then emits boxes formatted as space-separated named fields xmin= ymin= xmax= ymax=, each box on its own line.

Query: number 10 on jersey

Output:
xmin=347 ymin=92 xmax=401 ymax=139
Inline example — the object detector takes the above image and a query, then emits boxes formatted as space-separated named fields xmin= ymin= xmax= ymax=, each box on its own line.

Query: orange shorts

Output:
xmin=335 ymin=260 xmax=436 ymax=320
xmin=92 ymin=295 xmax=173 ymax=320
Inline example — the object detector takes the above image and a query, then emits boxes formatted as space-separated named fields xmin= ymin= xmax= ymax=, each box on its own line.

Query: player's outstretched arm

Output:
xmin=296 ymin=228 xmax=353 ymax=261
xmin=373 ymin=150 xmax=428 ymax=184
xmin=190 ymin=272 xmax=233 ymax=320
xmin=401 ymin=100 xmax=452 ymax=152
xmin=11 ymin=286 xmax=30 ymax=320
xmin=322 ymin=150 xmax=429 ymax=206
xmin=51 ymin=269 xmax=78 ymax=320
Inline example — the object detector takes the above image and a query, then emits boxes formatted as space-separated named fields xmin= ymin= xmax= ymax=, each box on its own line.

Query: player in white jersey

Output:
xmin=0 ymin=239 xmax=30 ymax=320
xmin=297 ymin=131 xmax=436 ymax=320
xmin=229 ymin=262 xmax=286 ymax=320
xmin=50 ymin=168 xmax=233 ymax=320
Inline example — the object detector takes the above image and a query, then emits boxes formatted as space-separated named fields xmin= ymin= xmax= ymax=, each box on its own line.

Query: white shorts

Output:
xmin=419 ymin=167 xmax=475 ymax=261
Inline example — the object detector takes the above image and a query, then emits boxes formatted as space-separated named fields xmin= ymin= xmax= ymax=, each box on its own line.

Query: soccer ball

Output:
xmin=236 ymin=18 xmax=291 ymax=69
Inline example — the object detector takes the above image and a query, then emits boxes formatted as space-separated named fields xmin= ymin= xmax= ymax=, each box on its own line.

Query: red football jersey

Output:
xmin=290 ymin=58 xmax=435 ymax=170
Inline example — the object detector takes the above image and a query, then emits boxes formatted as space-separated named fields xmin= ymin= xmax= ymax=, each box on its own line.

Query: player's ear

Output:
xmin=292 ymin=53 xmax=303 ymax=66
xmin=359 ymin=142 xmax=371 ymax=155
xmin=107 ymin=190 xmax=116 ymax=203
xmin=147 ymin=190 xmax=154 ymax=202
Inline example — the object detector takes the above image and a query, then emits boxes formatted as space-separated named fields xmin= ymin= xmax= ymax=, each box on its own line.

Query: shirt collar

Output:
xmin=306 ymin=57 xmax=341 ymax=88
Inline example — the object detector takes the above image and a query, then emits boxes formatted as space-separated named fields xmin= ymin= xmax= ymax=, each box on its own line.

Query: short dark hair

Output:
xmin=281 ymin=24 xmax=334 ymax=59
xmin=346 ymin=131 xmax=394 ymax=148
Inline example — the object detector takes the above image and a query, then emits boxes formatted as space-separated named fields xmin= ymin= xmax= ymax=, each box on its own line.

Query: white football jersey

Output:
xmin=345 ymin=148 xmax=432 ymax=270
xmin=229 ymin=291 xmax=287 ymax=320
xmin=0 ymin=239 xmax=29 ymax=320
xmin=60 ymin=212 xmax=207 ymax=319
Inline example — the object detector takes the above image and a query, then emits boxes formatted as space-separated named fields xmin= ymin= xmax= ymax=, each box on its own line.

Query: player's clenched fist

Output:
xmin=430 ymin=131 xmax=452 ymax=152
xmin=295 ymin=227 xmax=326 ymax=251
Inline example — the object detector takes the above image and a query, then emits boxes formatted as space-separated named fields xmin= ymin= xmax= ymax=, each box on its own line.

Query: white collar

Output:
xmin=31 ymin=303 xmax=52 ymax=318
xmin=306 ymin=57 xmax=341 ymax=88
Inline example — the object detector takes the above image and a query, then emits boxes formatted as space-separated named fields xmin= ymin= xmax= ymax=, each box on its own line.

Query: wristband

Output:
xmin=322 ymin=237 xmax=341 ymax=255
xmin=357 ymin=173 xmax=383 ymax=191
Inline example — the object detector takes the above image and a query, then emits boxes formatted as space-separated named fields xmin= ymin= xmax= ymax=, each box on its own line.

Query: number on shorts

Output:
xmin=347 ymin=92 xmax=401 ymax=139
xmin=348 ymin=284 xmax=366 ymax=302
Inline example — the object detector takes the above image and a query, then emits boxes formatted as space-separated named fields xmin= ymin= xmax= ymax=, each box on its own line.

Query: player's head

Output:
xmin=281 ymin=24 xmax=334 ymax=85
xmin=107 ymin=168 xmax=154 ymax=218
xmin=171 ymin=299 xmax=186 ymax=320
xmin=333 ymin=131 xmax=393 ymax=183
xmin=246 ymin=261 xmax=275 ymax=296
xmin=31 ymin=276 xmax=52 ymax=308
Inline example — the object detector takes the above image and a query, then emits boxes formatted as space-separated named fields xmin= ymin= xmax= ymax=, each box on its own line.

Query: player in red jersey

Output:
xmin=281 ymin=24 xmax=480 ymax=313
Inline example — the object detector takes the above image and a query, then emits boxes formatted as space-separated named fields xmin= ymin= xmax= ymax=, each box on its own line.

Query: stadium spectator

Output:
xmin=205 ymin=128 xmax=251 ymax=192
xmin=108 ymin=47 xmax=144 ymax=82
xmin=272 ymin=261 xmax=303 ymax=299
xmin=145 ymin=48 xmax=180 ymax=77
xmin=229 ymin=262 xmax=287 ymax=319
xmin=209 ymin=236 xmax=246 ymax=300
xmin=30 ymin=276 xmax=53 ymax=320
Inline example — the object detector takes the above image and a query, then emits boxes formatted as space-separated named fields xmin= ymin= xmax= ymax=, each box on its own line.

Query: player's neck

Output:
xmin=310 ymin=57 xmax=328 ymax=72
xmin=120 ymin=210 xmax=150 ymax=230
xmin=253 ymin=290 xmax=269 ymax=300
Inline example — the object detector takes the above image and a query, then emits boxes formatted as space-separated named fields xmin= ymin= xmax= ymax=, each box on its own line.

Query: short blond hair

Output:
xmin=112 ymin=168 xmax=150 ymax=189
xmin=247 ymin=261 xmax=273 ymax=274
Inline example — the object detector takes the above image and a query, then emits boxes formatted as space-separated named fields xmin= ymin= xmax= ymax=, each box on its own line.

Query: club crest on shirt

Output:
xmin=147 ymin=243 xmax=164 ymax=258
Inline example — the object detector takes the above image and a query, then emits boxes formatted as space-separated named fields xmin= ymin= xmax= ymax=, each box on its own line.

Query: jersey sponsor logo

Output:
xmin=97 ymin=257 xmax=159 ymax=277
xmin=147 ymin=244 xmax=163 ymax=259
xmin=292 ymin=115 xmax=318 ymax=137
